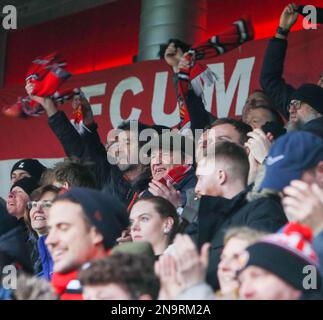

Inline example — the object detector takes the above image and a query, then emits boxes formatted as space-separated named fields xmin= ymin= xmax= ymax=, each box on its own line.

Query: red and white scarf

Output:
xmin=176 ymin=16 xmax=254 ymax=130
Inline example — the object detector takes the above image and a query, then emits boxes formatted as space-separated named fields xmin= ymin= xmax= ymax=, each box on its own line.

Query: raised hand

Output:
xmin=173 ymin=234 xmax=210 ymax=290
xmin=148 ymin=179 xmax=183 ymax=208
xmin=154 ymin=254 xmax=183 ymax=300
xmin=164 ymin=43 xmax=184 ymax=72
xmin=279 ymin=3 xmax=299 ymax=30
xmin=25 ymin=81 xmax=58 ymax=117
xmin=245 ymin=128 xmax=272 ymax=164
xmin=283 ymin=180 xmax=323 ymax=235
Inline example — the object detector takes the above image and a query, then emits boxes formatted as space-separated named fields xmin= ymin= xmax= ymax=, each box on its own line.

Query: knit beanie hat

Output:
xmin=57 ymin=187 xmax=129 ymax=250
xmin=10 ymin=177 xmax=39 ymax=196
xmin=290 ymin=84 xmax=323 ymax=115
xmin=111 ymin=241 xmax=155 ymax=259
xmin=11 ymin=159 xmax=47 ymax=183
xmin=240 ymin=223 xmax=321 ymax=292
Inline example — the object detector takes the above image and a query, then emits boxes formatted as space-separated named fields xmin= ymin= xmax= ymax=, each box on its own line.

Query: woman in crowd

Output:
xmin=27 ymin=185 xmax=60 ymax=238
xmin=129 ymin=196 xmax=180 ymax=257
xmin=216 ymin=227 xmax=267 ymax=299
xmin=26 ymin=185 xmax=61 ymax=280
xmin=238 ymin=223 xmax=323 ymax=300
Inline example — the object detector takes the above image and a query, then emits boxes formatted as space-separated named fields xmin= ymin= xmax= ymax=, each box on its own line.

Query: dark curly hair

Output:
xmin=158 ymin=38 xmax=191 ymax=59
xmin=78 ymin=253 xmax=160 ymax=299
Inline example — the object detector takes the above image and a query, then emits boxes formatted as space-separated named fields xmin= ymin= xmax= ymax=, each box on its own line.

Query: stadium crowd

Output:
xmin=1 ymin=3 xmax=323 ymax=300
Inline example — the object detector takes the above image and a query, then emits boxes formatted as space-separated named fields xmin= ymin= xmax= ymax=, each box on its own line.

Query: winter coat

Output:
xmin=260 ymin=37 xmax=295 ymax=119
xmin=37 ymin=235 xmax=53 ymax=281
xmin=48 ymin=111 xmax=150 ymax=206
xmin=196 ymin=190 xmax=288 ymax=289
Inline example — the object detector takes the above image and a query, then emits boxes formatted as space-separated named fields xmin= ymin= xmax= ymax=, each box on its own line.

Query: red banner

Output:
xmin=0 ymin=26 xmax=322 ymax=161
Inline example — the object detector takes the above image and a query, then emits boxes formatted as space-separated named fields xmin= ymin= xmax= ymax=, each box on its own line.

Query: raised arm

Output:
xmin=260 ymin=3 xmax=299 ymax=119
xmin=26 ymin=82 xmax=112 ymax=188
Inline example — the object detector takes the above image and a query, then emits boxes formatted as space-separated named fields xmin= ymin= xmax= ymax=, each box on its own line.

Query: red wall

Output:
xmin=206 ymin=0 xmax=323 ymax=40
xmin=4 ymin=0 xmax=141 ymax=86
xmin=4 ymin=0 xmax=323 ymax=87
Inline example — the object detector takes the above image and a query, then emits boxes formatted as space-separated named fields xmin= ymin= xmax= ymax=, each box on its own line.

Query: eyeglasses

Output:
xmin=27 ymin=200 xmax=52 ymax=210
xmin=289 ymin=100 xmax=303 ymax=110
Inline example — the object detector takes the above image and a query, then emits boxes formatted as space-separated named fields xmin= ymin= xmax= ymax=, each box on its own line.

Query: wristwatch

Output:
xmin=276 ymin=26 xmax=290 ymax=36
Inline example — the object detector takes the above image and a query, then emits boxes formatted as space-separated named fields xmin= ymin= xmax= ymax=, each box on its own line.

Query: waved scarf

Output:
xmin=2 ymin=53 xmax=79 ymax=119
xmin=176 ymin=17 xmax=254 ymax=130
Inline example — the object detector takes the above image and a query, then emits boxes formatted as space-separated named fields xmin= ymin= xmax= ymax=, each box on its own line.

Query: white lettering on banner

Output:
xmin=110 ymin=77 xmax=143 ymax=128
xmin=204 ymin=57 xmax=255 ymax=117
xmin=151 ymin=71 xmax=180 ymax=128
xmin=81 ymin=83 xmax=106 ymax=116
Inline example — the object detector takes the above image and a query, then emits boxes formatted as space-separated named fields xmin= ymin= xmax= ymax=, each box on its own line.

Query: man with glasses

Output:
xmin=287 ymin=84 xmax=323 ymax=132
xmin=260 ymin=3 xmax=323 ymax=128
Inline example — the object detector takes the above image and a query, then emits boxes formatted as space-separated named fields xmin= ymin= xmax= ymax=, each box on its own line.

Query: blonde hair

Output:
xmin=223 ymin=226 xmax=267 ymax=246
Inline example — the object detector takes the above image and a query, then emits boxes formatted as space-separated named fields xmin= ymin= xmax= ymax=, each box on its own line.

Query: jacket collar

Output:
xmin=197 ymin=188 xmax=249 ymax=246
xmin=51 ymin=270 xmax=81 ymax=296
xmin=199 ymin=188 xmax=248 ymax=215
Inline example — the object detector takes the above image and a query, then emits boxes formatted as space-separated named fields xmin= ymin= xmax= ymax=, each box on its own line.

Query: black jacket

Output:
xmin=0 ymin=225 xmax=34 ymax=274
xmin=196 ymin=190 xmax=288 ymax=289
xmin=260 ymin=37 xmax=295 ymax=120
xmin=0 ymin=201 xmax=33 ymax=274
xmin=48 ymin=111 xmax=150 ymax=206
xmin=185 ymin=89 xmax=215 ymax=132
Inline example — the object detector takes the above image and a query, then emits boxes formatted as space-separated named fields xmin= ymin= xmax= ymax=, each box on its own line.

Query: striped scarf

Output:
xmin=176 ymin=17 xmax=254 ymax=130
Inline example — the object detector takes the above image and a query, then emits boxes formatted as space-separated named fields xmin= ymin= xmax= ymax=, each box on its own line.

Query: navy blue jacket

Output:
xmin=37 ymin=235 xmax=53 ymax=281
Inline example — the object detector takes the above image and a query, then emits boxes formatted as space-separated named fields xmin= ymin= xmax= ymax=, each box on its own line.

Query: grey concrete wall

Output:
xmin=138 ymin=0 xmax=207 ymax=61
